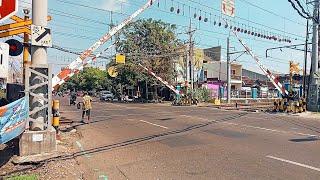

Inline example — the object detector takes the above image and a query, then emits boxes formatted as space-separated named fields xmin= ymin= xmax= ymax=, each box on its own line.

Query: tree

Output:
xmin=113 ymin=18 xmax=181 ymax=99
xmin=61 ymin=67 xmax=109 ymax=91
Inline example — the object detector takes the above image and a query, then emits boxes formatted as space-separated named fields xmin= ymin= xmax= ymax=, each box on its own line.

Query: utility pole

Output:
xmin=29 ymin=0 xmax=50 ymax=130
xmin=310 ymin=0 xmax=319 ymax=85
xmin=303 ymin=19 xmax=309 ymax=98
xmin=186 ymin=20 xmax=196 ymax=94
xmin=227 ymin=37 xmax=231 ymax=104
xmin=308 ymin=0 xmax=320 ymax=111
xmin=19 ymin=0 xmax=56 ymax=157
xmin=31 ymin=0 xmax=48 ymax=65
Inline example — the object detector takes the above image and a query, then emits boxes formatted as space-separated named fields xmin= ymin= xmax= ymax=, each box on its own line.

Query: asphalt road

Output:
xmin=60 ymin=97 xmax=320 ymax=180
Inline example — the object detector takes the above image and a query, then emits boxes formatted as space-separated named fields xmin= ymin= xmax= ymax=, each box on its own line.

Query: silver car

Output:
xmin=100 ymin=91 xmax=114 ymax=101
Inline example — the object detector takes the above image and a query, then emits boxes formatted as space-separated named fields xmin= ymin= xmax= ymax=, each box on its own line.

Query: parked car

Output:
xmin=100 ymin=91 xmax=114 ymax=101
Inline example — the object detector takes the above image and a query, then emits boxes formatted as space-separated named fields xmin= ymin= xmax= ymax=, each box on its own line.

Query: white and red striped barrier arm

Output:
xmin=138 ymin=63 xmax=181 ymax=95
xmin=52 ymin=0 xmax=154 ymax=90
xmin=231 ymin=29 xmax=289 ymax=96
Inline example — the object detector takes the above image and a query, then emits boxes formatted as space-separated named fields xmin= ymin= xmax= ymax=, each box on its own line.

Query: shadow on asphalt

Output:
xmin=156 ymin=117 xmax=174 ymax=121
xmin=289 ymin=136 xmax=319 ymax=143
xmin=59 ymin=117 xmax=113 ymax=132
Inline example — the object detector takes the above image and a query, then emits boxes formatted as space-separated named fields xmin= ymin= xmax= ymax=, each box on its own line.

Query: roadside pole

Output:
xmin=18 ymin=0 xmax=57 ymax=158
xmin=227 ymin=37 xmax=231 ymax=104
xmin=188 ymin=20 xmax=193 ymax=92
xmin=303 ymin=20 xmax=309 ymax=98
xmin=186 ymin=19 xmax=196 ymax=97
xmin=289 ymin=61 xmax=293 ymax=92
xmin=23 ymin=9 xmax=30 ymax=84
xmin=31 ymin=0 xmax=48 ymax=65
xmin=308 ymin=0 xmax=320 ymax=111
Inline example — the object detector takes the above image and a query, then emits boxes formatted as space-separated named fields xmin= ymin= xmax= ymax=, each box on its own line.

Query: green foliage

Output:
xmin=6 ymin=174 xmax=38 ymax=180
xmin=115 ymin=18 xmax=180 ymax=85
xmin=61 ymin=67 xmax=109 ymax=91
xmin=195 ymin=88 xmax=211 ymax=102
xmin=60 ymin=19 xmax=181 ymax=97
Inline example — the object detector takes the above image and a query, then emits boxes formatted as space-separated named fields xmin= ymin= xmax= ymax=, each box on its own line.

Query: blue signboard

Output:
xmin=0 ymin=97 xmax=29 ymax=144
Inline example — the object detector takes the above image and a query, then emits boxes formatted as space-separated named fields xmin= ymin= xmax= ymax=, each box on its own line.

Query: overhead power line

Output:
xmin=287 ymin=0 xmax=317 ymax=22
xmin=52 ymin=0 xmax=304 ymax=42
xmin=293 ymin=0 xmax=311 ymax=17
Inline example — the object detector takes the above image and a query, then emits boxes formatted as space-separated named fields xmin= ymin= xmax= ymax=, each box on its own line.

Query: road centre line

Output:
xmin=139 ymin=120 xmax=168 ymax=129
xmin=266 ymin=155 xmax=320 ymax=172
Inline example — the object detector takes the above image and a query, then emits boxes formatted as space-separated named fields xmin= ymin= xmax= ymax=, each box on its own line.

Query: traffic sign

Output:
xmin=0 ymin=0 xmax=18 ymax=23
xmin=221 ymin=0 xmax=235 ymax=17
xmin=116 ymin=53 xmax=125 ymax=64
xmin=5 ymin=39 xmax=23 ymax=56
xmin=31 ymin=25 xmax=52 ymax=47
xmin=108 ymin=66 xmax=118 ymax=77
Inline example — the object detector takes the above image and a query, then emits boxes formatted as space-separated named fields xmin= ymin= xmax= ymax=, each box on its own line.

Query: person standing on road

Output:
xmin=82 ymin=92 xmax=92 ymax=123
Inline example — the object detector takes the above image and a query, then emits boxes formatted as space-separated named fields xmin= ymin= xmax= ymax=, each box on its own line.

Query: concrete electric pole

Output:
xmin=31 ymin=0 xmax=48 ymax=65
xmin=308 ymin=0 xmax=320 ymax=111
xmin=227 ymin=37 xmax=231 ymax=104
xmin=19 ymin=0 xmax=57 ymax=158
xmin=186 ymin=20 xmax=196 ymax=94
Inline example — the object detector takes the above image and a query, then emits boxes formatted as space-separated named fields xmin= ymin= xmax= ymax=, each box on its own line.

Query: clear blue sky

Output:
xmin=15 ymin=0 xmax=310 ymax=75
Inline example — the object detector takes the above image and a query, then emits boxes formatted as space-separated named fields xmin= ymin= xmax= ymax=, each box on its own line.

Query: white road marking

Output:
xmin=179 ymin=115 xmax=194 ymax=118
xmin=222 ymin=122 xmax=318 ymax=137
xmin=139 ymin=120 xmax=168 ymax=129
xmin=267 ymin=155 xmax=320 ymax=172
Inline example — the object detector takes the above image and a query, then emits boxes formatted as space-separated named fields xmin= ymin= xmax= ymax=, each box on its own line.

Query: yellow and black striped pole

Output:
xmin=52 ymin=100 xmax=60 ymax=132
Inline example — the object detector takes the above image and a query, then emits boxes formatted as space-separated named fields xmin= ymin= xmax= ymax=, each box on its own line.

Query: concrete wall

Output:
xmin=204 ymin=61 xmax=242 ymax=90
xmin=242 ymin=69 xmax=268 ymax=81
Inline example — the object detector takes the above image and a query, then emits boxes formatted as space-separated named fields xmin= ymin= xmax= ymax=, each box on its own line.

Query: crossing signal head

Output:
xmin=5 ymin=39 xmax=23 ymax=56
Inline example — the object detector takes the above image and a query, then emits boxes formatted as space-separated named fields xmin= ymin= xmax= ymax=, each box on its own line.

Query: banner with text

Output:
xmin=0 ymin=97 xmax=29 ymax=144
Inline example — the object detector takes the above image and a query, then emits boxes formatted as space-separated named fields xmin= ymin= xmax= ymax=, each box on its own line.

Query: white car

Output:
xmin=100 ymin=91 xmax=114 ymax=101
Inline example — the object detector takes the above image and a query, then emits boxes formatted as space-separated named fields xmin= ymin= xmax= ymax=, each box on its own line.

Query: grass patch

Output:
xmin=6 ymin=174 xmax=38 ymax=180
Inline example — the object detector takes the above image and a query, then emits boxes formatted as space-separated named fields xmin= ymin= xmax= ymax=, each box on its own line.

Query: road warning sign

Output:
xmin=31 ymin=25 xmax=52 ymax=47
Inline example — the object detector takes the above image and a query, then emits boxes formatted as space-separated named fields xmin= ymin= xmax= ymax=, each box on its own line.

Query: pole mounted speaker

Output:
xmin=5 ymin=39 xmax=23 ymax=56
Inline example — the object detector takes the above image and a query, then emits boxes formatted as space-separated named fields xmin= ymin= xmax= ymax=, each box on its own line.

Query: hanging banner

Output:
xmin=0 ymin=96 xmax=29 ymax=144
